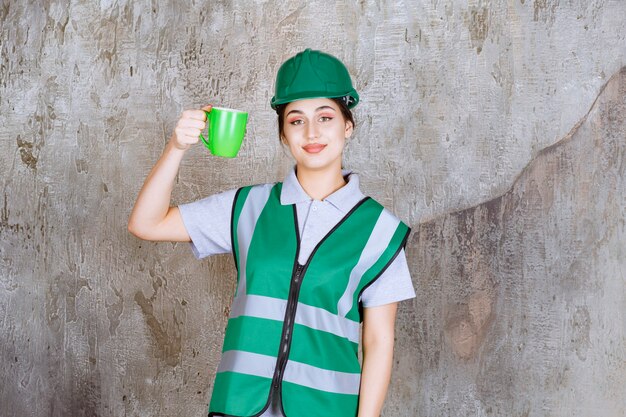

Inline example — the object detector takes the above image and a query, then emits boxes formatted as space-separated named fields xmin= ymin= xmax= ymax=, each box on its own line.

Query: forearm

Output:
xmin=128 ymin=137 xmax=186 ymax=237
xmin=358 ymin=340 xmax=394 ymax=417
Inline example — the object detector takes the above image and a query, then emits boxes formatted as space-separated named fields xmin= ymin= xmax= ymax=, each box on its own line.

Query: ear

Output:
xmin=344 ymin=120 xmax=354 ymax=139
xmin=280 ymin=133 xmax=288 ymax=145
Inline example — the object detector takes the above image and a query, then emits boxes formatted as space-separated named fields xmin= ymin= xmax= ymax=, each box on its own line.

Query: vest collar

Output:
xmin=280 ymin=165 xmax=365 ymax=213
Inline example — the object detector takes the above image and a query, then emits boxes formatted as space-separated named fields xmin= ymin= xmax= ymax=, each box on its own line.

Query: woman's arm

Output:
xmin=358 ymin=302 xmax=398 ymax=417
xmin=127 ymin=106 xmax=211 ymax=241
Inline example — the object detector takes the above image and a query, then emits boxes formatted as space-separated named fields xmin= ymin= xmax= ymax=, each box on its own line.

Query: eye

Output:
xmin=289 ymin=119 xmax=304 ymax=125
xmin=319 ymin=116 xmax=333 ymax=122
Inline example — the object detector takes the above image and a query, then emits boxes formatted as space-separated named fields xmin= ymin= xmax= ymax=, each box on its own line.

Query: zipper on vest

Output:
xmin=263 ymin=197 xmax=370 ymax=415
xmin=271 ymin=262 xmax=306 ymax=392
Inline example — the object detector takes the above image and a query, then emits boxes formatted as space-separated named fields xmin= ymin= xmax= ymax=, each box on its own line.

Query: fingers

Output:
xmin=178 ymin=118 xmax=206 ymax=129
xmin=174 ymin=124 xmax=203 ymax=148
xmin=181 ymin=109 xmax=207 ymax=121
xmin=172 ymin=106 xmax=212 ymax=149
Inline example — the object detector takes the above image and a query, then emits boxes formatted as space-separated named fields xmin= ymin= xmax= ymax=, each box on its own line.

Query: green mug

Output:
xmin=199 ymin=107 xmax=248 ymax=158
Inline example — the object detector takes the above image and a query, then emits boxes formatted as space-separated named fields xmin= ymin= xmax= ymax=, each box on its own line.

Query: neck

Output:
xmin=296 ymin=164 xmax=346 ymax=201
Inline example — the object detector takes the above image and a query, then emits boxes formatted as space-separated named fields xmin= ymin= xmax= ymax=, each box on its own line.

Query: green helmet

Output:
xmin=270 ymin=49 xmax=360 ymax=110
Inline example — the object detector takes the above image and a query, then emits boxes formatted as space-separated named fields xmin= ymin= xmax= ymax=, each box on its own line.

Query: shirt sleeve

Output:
xmin=360 ymin=248 xmax=415 ymax=307
xmin=178 ymin=188 xmax=237 ymax=259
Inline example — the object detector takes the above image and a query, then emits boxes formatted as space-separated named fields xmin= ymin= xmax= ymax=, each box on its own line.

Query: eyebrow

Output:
xmin=286 ymin=105 xmax=337 ymax=116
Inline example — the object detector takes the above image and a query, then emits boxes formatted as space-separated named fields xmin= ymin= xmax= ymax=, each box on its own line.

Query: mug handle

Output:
xmin=199 ymin=110 xmax=211 ymax=148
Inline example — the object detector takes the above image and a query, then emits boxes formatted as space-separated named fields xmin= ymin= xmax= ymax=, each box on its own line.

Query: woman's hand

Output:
xmin=172 ymin=105 xmax=212 ymax=150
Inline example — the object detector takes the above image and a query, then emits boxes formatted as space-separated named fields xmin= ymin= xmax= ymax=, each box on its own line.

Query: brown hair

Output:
xmin=276 ymin=98 xmax=356 ymax=143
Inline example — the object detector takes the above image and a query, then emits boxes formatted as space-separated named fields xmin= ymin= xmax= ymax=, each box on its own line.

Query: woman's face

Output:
xmin=281 ymin=98 xmax=353 ymax=172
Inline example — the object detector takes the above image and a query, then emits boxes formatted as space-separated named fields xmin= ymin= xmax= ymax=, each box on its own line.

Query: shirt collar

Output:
xmin=280 ymin=165 xmax=365 ymax=213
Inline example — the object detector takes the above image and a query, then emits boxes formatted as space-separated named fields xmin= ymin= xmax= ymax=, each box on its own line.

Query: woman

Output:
xmin=128 ymin=49 xmax=415 ymax=417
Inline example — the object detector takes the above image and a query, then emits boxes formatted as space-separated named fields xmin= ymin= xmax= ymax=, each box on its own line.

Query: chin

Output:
xmin=297 ymin=158 xmax=340 ymax=172
xmin=296 ymin=160 xmax=325 ymax=170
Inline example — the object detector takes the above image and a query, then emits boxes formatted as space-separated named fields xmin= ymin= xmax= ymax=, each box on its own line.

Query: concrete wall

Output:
xmin=1 ymin=1 xmax=624 ymax=416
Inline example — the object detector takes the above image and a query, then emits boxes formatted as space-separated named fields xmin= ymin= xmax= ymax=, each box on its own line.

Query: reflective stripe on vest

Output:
xmin=230 ymin=294 xmax=361 ymax=343
xmin=217 ymin=350 xmax=361 ymax=395
xmin=209 ymin=182 xmax=410 ymax=417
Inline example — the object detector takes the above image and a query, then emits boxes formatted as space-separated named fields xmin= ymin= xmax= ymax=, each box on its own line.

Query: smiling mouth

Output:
xmin=303 ymin=144 xmax=326 ymax=154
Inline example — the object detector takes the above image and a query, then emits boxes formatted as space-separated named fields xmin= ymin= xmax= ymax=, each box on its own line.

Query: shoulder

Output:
xmin=237 ymin=181 xmax=282 ymax=190
xmin=362 ymin=196 xmax=410 ymax=230
xmin=232 ymin=182 xmax=283 ymax=210
xmin=235 ymin=181 xmax=280 ymax=199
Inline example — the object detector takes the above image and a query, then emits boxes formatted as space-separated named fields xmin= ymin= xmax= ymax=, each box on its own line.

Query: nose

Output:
xmin=306 ymin=122 xmax=319 ymax=141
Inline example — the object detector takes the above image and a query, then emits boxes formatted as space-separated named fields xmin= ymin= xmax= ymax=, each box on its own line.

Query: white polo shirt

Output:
xmin=179 ymin=165 xmax=416 ymax=308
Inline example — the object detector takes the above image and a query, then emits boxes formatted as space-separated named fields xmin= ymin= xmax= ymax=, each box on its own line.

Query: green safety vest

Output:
xmin=208 ymin=182 xmax=410 ymax=417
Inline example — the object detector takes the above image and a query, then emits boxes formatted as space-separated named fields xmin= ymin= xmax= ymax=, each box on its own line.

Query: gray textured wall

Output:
xmin=1 ymin=1 xmax=625 ymax=416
